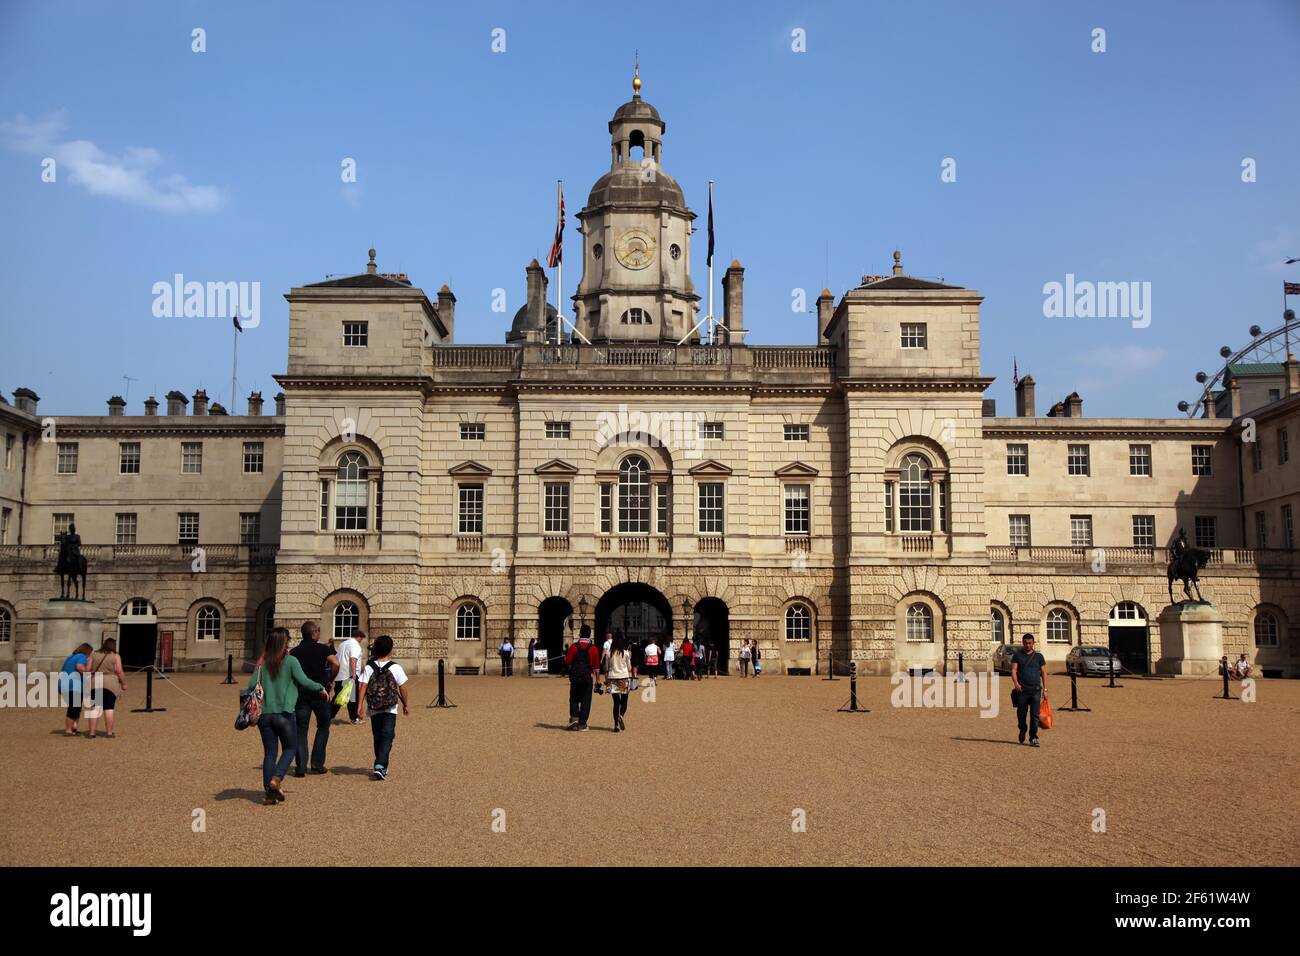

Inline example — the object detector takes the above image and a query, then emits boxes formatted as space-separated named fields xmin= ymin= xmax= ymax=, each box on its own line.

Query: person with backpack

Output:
xmin=356 ymin=634 xmax=410 ymax=780
xmin=248 ymin=627 xmax=329 ymax=804
xmin=566 ymin=624 xmax=601 ymax=731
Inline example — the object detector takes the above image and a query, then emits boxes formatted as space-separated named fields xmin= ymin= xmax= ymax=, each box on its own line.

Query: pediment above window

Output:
xmin=448 ymin=460 xmax=493 ymax=477
xmin=534 ymin=458 xmax=579 ymax=475
xmin=775 ymin=461 xmax=819 ymax=478
xmin=687 ymin=459 xmax=733 ymax=476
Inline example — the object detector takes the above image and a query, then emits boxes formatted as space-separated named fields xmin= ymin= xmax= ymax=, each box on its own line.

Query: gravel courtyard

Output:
xmin=1 ymin=670 xmax=1296 ymax=867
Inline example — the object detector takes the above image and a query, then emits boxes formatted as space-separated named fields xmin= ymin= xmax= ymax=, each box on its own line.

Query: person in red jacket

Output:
xmin=565 ymin=625 xmax=601 ymax=731
xmin=680 ymin=638 xmax=695 ymax=681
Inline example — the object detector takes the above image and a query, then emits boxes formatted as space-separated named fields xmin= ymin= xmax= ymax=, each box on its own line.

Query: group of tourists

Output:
xmin=59 ymin=638 xmax=129 ymax=738
xmin=246 ymin=622 xmax=409 ymax=804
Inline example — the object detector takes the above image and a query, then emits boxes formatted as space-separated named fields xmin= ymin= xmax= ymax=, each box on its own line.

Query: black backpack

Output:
xmin=569 ymin=642 xmax=593 ymax=680
xmin=366 ymin=661 xmax=400 ymax=711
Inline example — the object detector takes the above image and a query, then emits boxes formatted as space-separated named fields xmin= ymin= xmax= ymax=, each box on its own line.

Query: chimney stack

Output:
xmin=1065 ymin=391 xmax=1083 ymax=418
xmin=892 ymin=249 xmax=904 ymax=276
xmin=816 ymin=288 xmax=835 ymax=343
xmin=192 ymin=389 xmax=208 ymax=416
xmin=722 ymin=260 xmax=744 ymax=341
xmin=274 ymin=392 xmax=286 ymax=416
xmin=1228 ymin=377 xmax=1242 ymax=417
xmin=165 ymin=390 xmax=188 ymax=416
xmin=525 ymin=259 xmax=549 ymax=339
xmin=13 ymin=388 xmax=38 ymax=415
xmin=144 ymin=396 xmax=159 ymax=416
xmin=437 ymin=285 xmax=456 ymax=342
xmin=1202 ymin=393 xmax=1217 ymax=419
xmin=1014 ymin=375 xmax=1036 ymax=417
xmin=1286 ymin=353 xmax=1299 ymax=396
xmin=107 ymin=396 xmax=126 ymax=416
xmin=208 ymin=402 xmax=227 ymax=416
xmin=247 ymin=391 xmax=263 ymax=416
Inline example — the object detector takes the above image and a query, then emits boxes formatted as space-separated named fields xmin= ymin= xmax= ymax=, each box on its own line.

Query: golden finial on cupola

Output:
xmin=632 ymin=50 xmax=641 ymax=95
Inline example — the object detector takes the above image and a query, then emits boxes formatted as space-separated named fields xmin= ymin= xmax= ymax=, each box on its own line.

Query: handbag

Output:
xmin=84 ymin=653 xmax=110 ymax=720
xmin=333 ymin=679 xmax=353 ymax=707
xmin=235 ymin=665 xmax=264 ymax=730
xmin=1037 ymin=691 xmax=1053 ymax=731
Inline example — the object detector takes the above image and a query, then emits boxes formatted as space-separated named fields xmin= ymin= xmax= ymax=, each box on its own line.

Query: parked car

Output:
xmin=991 ymin=644 xmax=1019 ymax=675
xmin=1066 ymin=645 xmax=1122 ymax=677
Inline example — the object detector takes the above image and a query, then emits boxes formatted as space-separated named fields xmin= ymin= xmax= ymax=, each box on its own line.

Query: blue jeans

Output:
xmin=1016 ymin=685 xmax=1042 ymax=740
xmin=370 ymin=712 xmax=396 ymax=769
xmin=294 ymin=694 xmax=332 ymax=772
xmin=258 ymin=712 xmax=296 ymax=792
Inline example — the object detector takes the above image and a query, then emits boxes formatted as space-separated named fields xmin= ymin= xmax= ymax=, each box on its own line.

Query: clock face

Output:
xmin=615 ymin=228 xmax=656 ymax=270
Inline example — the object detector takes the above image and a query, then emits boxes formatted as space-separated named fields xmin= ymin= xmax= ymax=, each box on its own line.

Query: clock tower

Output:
xmin=573 ymin=66 xmax=700 ymax=344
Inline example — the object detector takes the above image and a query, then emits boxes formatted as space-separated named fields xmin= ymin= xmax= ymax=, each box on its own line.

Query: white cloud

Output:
xmin=1 ymin=111 xmax=227 ymax=213
xmin=1076 ymin=345 xmax=1166 ymax=373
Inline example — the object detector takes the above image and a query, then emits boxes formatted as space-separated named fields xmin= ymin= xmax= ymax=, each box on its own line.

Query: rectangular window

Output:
xmin=1194 ymin=516 xmax=1217 ymax=549
xmin=899 ymin=479 xmax=932 ymax=533
xmin=4 ymin=433 xmax=13 ymax=470
xmin=1129 ymin=444 xmax=1152 ymax=477
xmin=543 ymin=482 xmax=570 ymax=534
xmin=697 ymin=482 xmax=725 ymax=534
xmin=544 ymin=421 xmax=571 ymax=440
xmin=1284 ymin=504 xmax=1294 ymax=550
xmin=1255 ymin=510 xmax=1267 ymax=549
xmin=784 ymin=484 xmax=811 ymax=535
xmin=53 ymin=513 xmax=74 ymax=543
xmin=900 ymin=323 xmax=927 ymax=349
xmin=459 ymin=422 xmax=485 ymax=441
xmin=655 ymin=482 xmax=669 ymax=534
xmin=319 ymin=479 xmax=330 ymax=531
xmin=240 ymin=512 xmax=261 ymax=545
xmin=1009 ymin=514 xmax=1031 ymax=547
xmin=1253 ymin=439 xmax=1264 ymax=472
xmin=1070 ymin=515 xmax=1093 ymax=548
xmin=181 ymin=441 xmax=202 ymax=474
xmin=1006 ymin=444 xmax=1028 ymax=476
xmin=115 ymin=513 xmax=137 ymax=546
xmin=1191 ymin=445 xmax=1213 ymax=477
xmin=938 ymin=480 xmax=948 ymax=533
xmin=243 ymin=441 xmax=264 ymax=474
xmin=1132 ymin=514 xmax=1155 ymax=548
xmin=699 ymin=421 xmax=724 ymax=441
xmin=342 ymin=321 xmax=368 ymax=347
xmin=119 ymin=442 xmax=141 ymax=475
xmin=178 ymin=512 xmax=200 ymax=546
xmin=883 ymin=481 xmax=894 ymax=533
xmin=57 ymin=442 xmax=79 ymax=475
xmin=1279 ymin=429 xmax=1290 ymax=465
xmin=334 ymin=474 xmax=369 ymax=531
xmin=1067 ymin=444 xmax=1090 ymax=477
xmin=0 ymin=506 xmax=10 ymax=544
xmin=1268 ymin=388 xmax=1282 ymax=403
xmin=458 ymin=484 xmax=484 ymax=535
xmin=600 ymin=482 xmax=612 ymax=534
xmin=784 ymin=424 xmax=810 ymax=442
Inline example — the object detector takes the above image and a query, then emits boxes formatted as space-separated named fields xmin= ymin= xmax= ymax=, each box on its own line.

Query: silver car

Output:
xmin=1066 ymin=645 xmax=1121 ymax=677
xmin=991 ymin=644 xmax=1019 ymax=676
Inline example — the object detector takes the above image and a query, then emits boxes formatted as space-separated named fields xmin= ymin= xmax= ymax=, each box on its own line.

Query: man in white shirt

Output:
xmin=663 ymin=639 xmax=675 ymax=680
xmin=499 ymin=639 xmax=514 ymax=677
xmin=1235 ymin=653 xmax=1251 ymax=679
xmin=332 ymin=628 xmax=364 ymax=724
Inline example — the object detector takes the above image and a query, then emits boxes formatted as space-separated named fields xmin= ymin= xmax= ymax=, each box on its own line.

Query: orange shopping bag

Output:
xmin=1037 ymin=691 xmax=1053 ymax=731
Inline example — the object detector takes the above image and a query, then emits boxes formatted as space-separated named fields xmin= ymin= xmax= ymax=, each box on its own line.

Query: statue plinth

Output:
xmin=33 ymin=599 xmax=106 ymax=667
xmin=1155 ymin=602 xmax=1224 ymax=676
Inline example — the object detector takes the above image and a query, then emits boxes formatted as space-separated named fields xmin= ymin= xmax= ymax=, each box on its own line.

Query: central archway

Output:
xmin=537 ymin=597 xmax=574 ymax=675
xmin=693 ymin=597 xmax=730 ymax=674
xmin=595 ymin=583 xmax=673 ymax=647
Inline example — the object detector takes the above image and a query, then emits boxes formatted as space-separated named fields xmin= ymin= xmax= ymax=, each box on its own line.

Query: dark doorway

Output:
xmin=595 ymin=583 xmax=673 ymax=649
xmin=119 ymin=623 xmax=157 ymax=671
xmin=1108 ymin=626 xmax=1149 ymax=675
xmin=537 ymin=597 xmax=573 ymax=675
xmin=693 ymin=598 xmax=730 ymax=674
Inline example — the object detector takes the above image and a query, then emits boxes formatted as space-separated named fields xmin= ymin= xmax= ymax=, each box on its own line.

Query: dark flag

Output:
xmin=1285 ymin=282 xmax=1300 ymax=296
xmin=1012 ymin=357 xmax=1018 ymax=387
xmin=547 ymin=190 xmax=565 ymax=269
xmin=233 ymin=314 xmax=243 ymax=332
xmin=706 ymin=184 xmax=715 ymax=268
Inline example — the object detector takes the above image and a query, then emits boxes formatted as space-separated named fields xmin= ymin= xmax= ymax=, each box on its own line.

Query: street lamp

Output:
xmin=578 ymin=596 xmax=588 ymax=626
xmin=682 ymin=598 xmax=692 ymax=642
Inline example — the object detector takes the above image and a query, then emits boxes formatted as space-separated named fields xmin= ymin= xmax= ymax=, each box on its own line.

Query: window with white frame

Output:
xmin=1009 ymin=514 xmax=1031 ymax=548
xmin=655 ymin=482 xmax=670 ymax=534
xmin=1254 ymin=612 xmax=1278 ymax=648
xmin=784 ymin=484 xmax=811 ymax=535
xmin=179 ymin=441 xmax=201 ymax=474
xmin=900 ymin=323 xmax=927 ymax=349
xmin=1129 ymin=444 xmax=1152 ymax=477
xmin=545 ymin=421 xmax=571 ymax=440
xmin=335 ymin=452 xmax=370 ymax=530
xmin=319 ymin=479 xmax=330 ymax=531
xmin=618 ymin=456 xmax=651 ymax=533
xmin=1067 ymin=444 xmax=1090 ymax=476
xmin=1284 ymin=504 xmax=1294 ymax=549
xmin=883 ymin=481 xmax=894 ymax=533
xmin=543 ymin=482 xmax=570 ymax=534
xmin=905 ymin=603 xmax=934 ymax=642
xmin=620 ymin=308 xmax=650 ymax=325
xmin=785 ymin=604 xmax=812 ymax=642
xmin=343 ymin=321 xmax=368 ymax=347
xmin=1045 ymin=608 xmax=1072 ymax=644
xmin=1132 ymin=514 xmax=1155 ymax=548
xmin=118 ymin=442 xmax=141 ymax=475
xmin=53 ymin=513 xmax=74 ymax=543
xmin=1112 ymin=602 xmax=1143 ymax=622
xmin=1194 ymin=515 xmax=1217 ymax=549
xmin=458 ymin=483 xmax=484 ymax=535
xmin=1191 ymin=445 xmax=1213 ymax=476
xmin=4 ymin=433 xmax=13 ymax=470
xmin=898 ymin=454 xmax=932 ymax=532
xmin=240 ymin=512 xmax=261 ymax=545
xmin=699 ymin=421 xmax=724 ymax=441
xmin=195 ymin=605 xmax=221 ymax=641
xmin=0 ymin=507 xmax=10 ymax=545
xmin=243 ymin=441 xmax=264 ymax=474
xmin=333 ymin=601 xmax=360 ymax=640
xmin=178 ymin=512 xmax=200 ymax=546
xmin=0 ymin=606 xmax=10 ymax=643
xmin=1070 ymin=515 xmax=1093 ymax=548
xmin=460 ymin=422 xmax=485 ymax=441
xmin=599 ymin=482 xmax=612 ymax=534
xmin=57 ymin=442 xmax=78 ymax=475
xmin=115 ymin=513 xmax=137 ymax=546
xmin=455 ymin=603 xmax=482 ymax=640
xmin=784 ymin=424 xmax=810 ymax=442
xmin=991 ymin=607 xmax=1006 ymax=644
xmin=1006 ymin=444 xmax=1028 ymax=476
xmin=697 ymin=482 xmax=725 ymax=535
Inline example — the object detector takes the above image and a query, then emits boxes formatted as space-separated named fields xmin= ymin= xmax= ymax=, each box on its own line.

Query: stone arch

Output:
xmin=895 ymin=590 xmax=946 ymax=671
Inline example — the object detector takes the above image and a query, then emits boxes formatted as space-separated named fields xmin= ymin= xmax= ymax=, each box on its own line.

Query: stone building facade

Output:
xmin=1 ymin=80 xmax=1297 ymax=677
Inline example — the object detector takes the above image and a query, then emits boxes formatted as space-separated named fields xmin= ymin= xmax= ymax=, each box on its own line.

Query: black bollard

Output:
xmin=1103 ymin=655 xmax=1121 ymax=689
xmin=1071 ymin=672 xmax=1079 ymax=709
xmin=837 ymin=664 xmax=868 ymax=713
xmin=1219 ymin=664 xmax=1233 ymax=700
xmin=222 ymin=654 xmax=235 ymax=685
xmin=427 ymin=658 xmax=456 ymax=709
xmin=824 ymin=654 xmax=838 ymax=681
xmin=130 ymin=667 xmax=168 ymax=713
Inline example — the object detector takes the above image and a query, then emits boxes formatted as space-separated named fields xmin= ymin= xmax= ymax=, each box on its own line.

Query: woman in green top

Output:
xmin=250 ymin=626 xmax=328 ymax=804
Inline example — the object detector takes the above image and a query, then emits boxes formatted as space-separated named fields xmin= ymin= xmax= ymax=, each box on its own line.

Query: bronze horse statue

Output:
xmin=55 ymin=525 xmax=88 ymax=600
xmin=1167 ymin=546 xmax=1209 ymax=605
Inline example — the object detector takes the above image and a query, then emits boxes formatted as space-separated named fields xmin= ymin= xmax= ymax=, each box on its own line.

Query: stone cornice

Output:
xmin=45 ymin=417 xmax=284 ymax=439
xmin=983 ymin=417 xmax=1231 ymax=440
xmin=277 ymin=374 xmax=431 ymax=394
xmin=840 ymin=377 xmax=995 ymax=392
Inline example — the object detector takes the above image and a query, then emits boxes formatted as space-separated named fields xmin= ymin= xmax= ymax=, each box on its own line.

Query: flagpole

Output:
xmin=556 ymin=180 xmax=563 ymax=345
xmin=231 ymin=320 xmax=238 ymax=415
xmin=707 ymin=179 xmax=714 ymax=346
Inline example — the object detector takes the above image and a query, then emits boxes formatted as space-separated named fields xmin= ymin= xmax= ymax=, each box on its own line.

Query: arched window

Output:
xmin=334 ymin=601 xmax=360 ymax=641
xmin=456 ymin=603 xmax=483 ymax=641
xmin=1254 ymin=612 xmax=1279 ymax=648
xmin=619 ymin=455 xmax=651 ymax=533
xmin=905 ymin=603 xmax=934 ymax=642
xmin=785 ymin=604 xmax=812 ymax=642
xmin=620 ymin=308 xmax=650 ymax=325
xmin=899 ymin=454 xmax=932 ymax=532
xmin=195 ymin=605 xmax=222 ymax=642
xmin=990 ymin=606 xmax=1006 ymax=644
xmin=1111 ymin=601 xmax=1143 ymax=622
xmin=1046 ymin=608 xmax=1072 ymax=645
xmin=0 ymin=606 xmax=11 ymax=643
xmin=335 ymin=452 xmax=369 ymax=530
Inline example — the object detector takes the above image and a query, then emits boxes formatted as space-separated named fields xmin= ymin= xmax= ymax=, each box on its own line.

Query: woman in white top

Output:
xmin=663 ymin=638 xmax=675 ymax=680
xmin=603 ymin=631 xmax=635 ymax=732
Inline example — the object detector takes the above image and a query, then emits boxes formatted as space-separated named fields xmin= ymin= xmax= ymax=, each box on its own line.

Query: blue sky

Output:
xmin=1 ymin=0 xmax=1297 ymax=417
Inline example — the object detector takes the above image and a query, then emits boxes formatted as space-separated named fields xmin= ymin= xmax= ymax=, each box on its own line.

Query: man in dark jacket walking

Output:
xmin=565 ymin=625 xmax=601 ymax=731
xmin=1011 ymin=633 xmax=1048 ymax=748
